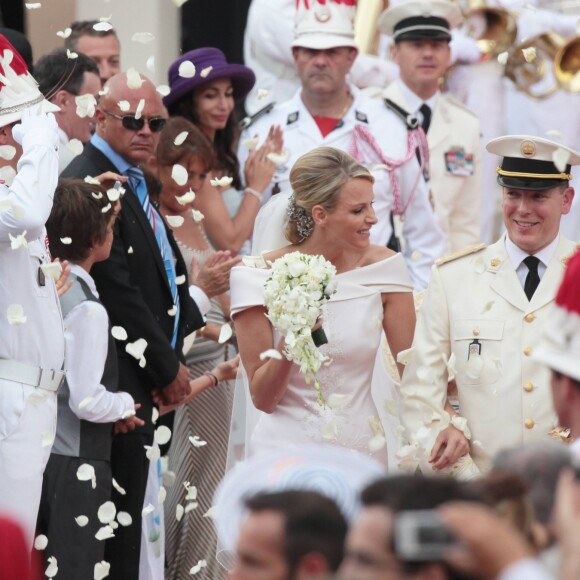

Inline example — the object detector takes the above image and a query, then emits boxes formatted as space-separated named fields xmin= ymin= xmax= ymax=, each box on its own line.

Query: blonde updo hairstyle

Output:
xmin=285 ymin=147 xmax=374 ymax=244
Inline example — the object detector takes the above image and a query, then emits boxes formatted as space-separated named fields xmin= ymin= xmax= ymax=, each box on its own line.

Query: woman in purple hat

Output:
xmin=164 ymin=47 xmax=282 ymax=256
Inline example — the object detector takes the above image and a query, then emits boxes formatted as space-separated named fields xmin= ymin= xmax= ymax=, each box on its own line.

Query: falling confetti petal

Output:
xmin=101 ymin=203 xmax=112 ymax=213
xmin=25 ymin=3 xmax=42 ymax=8
xmin=184 ymin=482 xmax=198 ymax=501
xmin=243 ymin=136 xmax=259 ymax=151
xmin=126 ymin=338 xmax=148 ymax=360
xmin=176 ymin=504 xmax=184 ymax=521
xmin=0 ymin=145 xmax=16 ymax=160
xmin=118 ymin=100 xmax=130 ymax=112
xmin=178 ymin=61 xmax=196 ymax=78
xmin=152 ymin=408 xmax=159 ymax=425
xmin=75 ymin=94 xmax=97 ymax=118
xmin=76 ymin=515 xmax=89 ymax=527
xmin=200 ymin=66 xmax=212 ymax=77
xmin=497 ymin=51 xmax=508 ymax=65
xmin=189 ymin=435 xmax=207 ymax=447
xmin=45 ymin=556 xmax=58 ymax=578
xmin=191 ymin=209 xmax=204 ymax=222
xmin=154 ymin=425 xmax=172 ymax=445
xmin=93 ymin=21 xmax=113 ymax=32
xmin=132 ymin=32 xmax=155 ymax=44
xmin=157 ymin=84 xmax=171 ymax=97
xmin=128 ymin=246 xmax=134 ymax=254
xmin=67 ymin=49 xmax=78 ymax=59
xmin=185 ymin=502 xmax=199 ymax=513
xmin=34 ymin=534 xmax=48 ymax=550
xmin=56 ymin=28 xmax=72 ymax=39
xmin=174 ymin=131 xmax=188 ymax=146
xmin=94 ymin=561 xmax=111 ymax=580
xmin=218 ymin=323 xmax=232 ymax=343
xmin=171 ymin=163 xmax=188 ymax=186
xmin=144 ymin=445 xmax=160 ymax=461
xmin=175 ymin=189 xmax=195 ymax=205
xmin=85 ymin=175 xmax=101 ymax=185
xmin=40 ymin=261 xmax=62 ymax=281
xmin=67 ymin=139 xmax=84 ymax=156
xmin=9 ymin=231 xmax=27 ymax=249
xmin=7 ymin=304 xmax=27 ymax=325
xmin=189 ymin=560 xmax=207 ymax=575
xmin=112 ymin=478 xmax=126 ymax=495
xmin=257 ymin=88 xmax=269 ymax=99
xmin=175 ymin=275 xmax=186 ymax=285
xmin=166 ymin=215 xmax=185 ymax=228
xmin=117 ymin=511 xmax=132 ymax=526
xmin=546 ymin=129 xmax=562 ymax=139
xmin=77 ymin=463 xmax=97 ymax=489
xmin=259 ymin=348 xmax=282 ymax=361
xmin=158 ymin=486 xmax=167 ymax=504
xmin=168 ymin=305 xmax=177 ymax=316
xmin=210 ymin=176 xmax=233 ymax=188
xmin=98 ymin=501 xmax=117 ymax=524
xmin=127 ymin=68 xmax=144 ymax=89
xmin=142 ymin=503 xmax=155 ymax=517
xmin=107 ymin=188 xmax=121 ymax=202
xmin=553 ymin=147 xmax=571 ymax=173
xmin=111 ymin=326 xmax=128 ymax=341
xmin=95 ymin=525 xmax=115 ymax=541
xmin=135 ymin=98 xmax=145 ymax=120
xmin=146 ymin=56 xmax=155 ymax=73
xmin=266 ymin=150 xmax=290 ymax=166
xmin=203 ymin=506 xmax=216 ymax=519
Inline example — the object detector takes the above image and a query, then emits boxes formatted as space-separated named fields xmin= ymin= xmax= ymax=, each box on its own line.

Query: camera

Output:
xmin=394 ymin=510 xmax=459 ymax=562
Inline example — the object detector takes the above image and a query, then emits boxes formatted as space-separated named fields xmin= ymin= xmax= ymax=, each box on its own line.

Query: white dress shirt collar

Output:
xmin=69 ymin=263 xmax=99 ymax=298
xmin=505 ymin=234 xmax=559 ymax=287
xmin=396 ymin=79 xmax=439 ymax=116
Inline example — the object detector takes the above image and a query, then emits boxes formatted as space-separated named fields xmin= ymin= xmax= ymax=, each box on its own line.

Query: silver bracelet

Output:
xmin=245 ymin=187 xmax=263 ymax=202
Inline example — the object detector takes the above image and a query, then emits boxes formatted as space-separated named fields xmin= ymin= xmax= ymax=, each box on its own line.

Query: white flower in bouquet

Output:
xmin=264 ymin=252 xmax=338 ymax=405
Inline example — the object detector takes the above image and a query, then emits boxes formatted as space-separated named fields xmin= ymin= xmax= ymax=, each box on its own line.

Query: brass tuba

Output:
xmin=458 ymin=0 xmax=517 ymax=56
xmin=504 ymin=33 xmax=580 ymax=98
xmin=354 ymin=0 xmax=389 ymax=55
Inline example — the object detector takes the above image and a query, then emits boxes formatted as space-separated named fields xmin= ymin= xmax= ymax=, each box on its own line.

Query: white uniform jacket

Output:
xmin=383 ymin=82 xmax=483 ymax=253
xmin=239 ymin=85 xmax=446 ymax=290
xmin=399 ymin=235 xmax=579 ymax=473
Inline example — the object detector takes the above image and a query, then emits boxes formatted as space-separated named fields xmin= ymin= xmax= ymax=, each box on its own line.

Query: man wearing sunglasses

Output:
xmin=61 ymin=72 xmax=238 ymax=579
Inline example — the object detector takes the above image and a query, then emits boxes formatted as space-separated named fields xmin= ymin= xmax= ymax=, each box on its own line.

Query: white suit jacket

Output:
xmin=239 ymin=85 xmax=446 ymax=290
xmin=399 ymin=235 xmax=579 ymax=472
xmin=383 ymin=82 xmax=483 ymax=253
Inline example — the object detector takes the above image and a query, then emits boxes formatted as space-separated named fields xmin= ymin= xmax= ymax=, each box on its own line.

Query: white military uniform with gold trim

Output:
xmin=399 ymin=235 xmax=578 ymax=473
xmin=383 ymin=81 xmax=482 ymax=253
xmin=238 ymin=84 xmax=446 ymax=290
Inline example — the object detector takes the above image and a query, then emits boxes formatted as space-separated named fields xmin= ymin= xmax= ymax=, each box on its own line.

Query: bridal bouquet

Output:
xmin=264 ymin=252 xmax=338 ymax=406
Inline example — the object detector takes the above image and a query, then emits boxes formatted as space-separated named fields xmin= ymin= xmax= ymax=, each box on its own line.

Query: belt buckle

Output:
xmin=37 ymin=368 xmax=65 ymax=392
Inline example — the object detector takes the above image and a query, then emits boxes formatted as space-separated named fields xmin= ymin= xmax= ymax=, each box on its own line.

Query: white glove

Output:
xmin=12 ymin=105 xmax=58 ymax=146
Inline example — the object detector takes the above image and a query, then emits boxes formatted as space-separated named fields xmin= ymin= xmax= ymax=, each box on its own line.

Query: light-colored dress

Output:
xmin=164 ymin=239 xmax=233 ymax=580
xmin=230 ymin=254 xmax=413 ymax=465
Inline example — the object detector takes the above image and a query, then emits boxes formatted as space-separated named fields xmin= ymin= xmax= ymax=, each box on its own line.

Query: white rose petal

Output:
xmin=553 ymin=147 xmax=571 ymax=173
xmin=152 ymin=408 xmax=159 ymax=425
xmin=107 ymin=188 xmax=121 ymax=202
xmin=76 ymin=94 xmax=97 ymax=118
xmin=168 ymin=305 xmax=177 ymax=316
xmin=546 ymin=129 xmax=562 ymax=139
xmin=127 ymin=68 xmax=144 ymax=89
xmin=95 ymin=525 xmax=115 ymax=541
xmin=146 ymin=55 xmax=155 ymax=73
xmin=178 ymin=61 xmax=196 ymax=78
xmin=75 ymin=515 xmax=89 ymax=527
xmin=26 ymin=3 xmax=42 ymax=9
xmin=9 ymin=231 xmax=27 ymax=249
xmin=40 ymin=261 xmax=62 ymax=281
xmin=171 ymin=164 xmax=189 ymax=186
xmin=184 ymin=482 xmax=197 ymax=501
xmin=156 ymin=84 xmax=171 ymax=97
xmin=118 ymin=100 xmax=130 ymax=112
xmin=94 ymin=560 xmax=111 ymax=580
xmin=144 ymin=445 xmax=160 ymax=461
xmin=66 ymin=138 xmax=84 ymax=156
xmin=101 ymin=203 xmax=112 ymax=213
xmin=209 ymin=176 xmax=233 ymax=188
xmin=0 ymin=145 xmax=16 ymax=160
xmin=266 ymin=150 xmax=290 ymax=166
xmin=158 ymin=486 xmax=167 ymax=504
xmin=112 ymin=478 xmax=126 ymax=495
xmin=242 ymin=136 xmax=259 ymax=151
xmin=117 ymin=511 xmax=132 ymax=526
xmin=132 ymin=32 xmax=155 ymax=44
xmin=139 ymin=355 xmax=146 ymax=368
xmin=128 ymin=246 xmax=134 ymax=254
xmin=166 ymin=215 xmax=185 ymax=228
xmin=77 ymin=463 xmax=97 ymax=489
xmin=174 ymin=131 xmax=188 ymax=146
xmin=189 ymin=435 xmax=207 ymax=447
xmin=111 ymin=326 xmax=128 ymax=341
xmin=200 ymin=66 xmax=212 ymax=77
xmin=56 ymin=27 xmax=72 ymax=39
xmin=154 ymin=425 xmax=172 ymax=445
xmin=34 ymin=534 xmax=48 ymax=550
xmin=497 ymin=51 xmax=508 ymax=65
xmin=175 ymin=189 xmax=195 ymax=205
xmin=41 ymin=431 xmax=54 ymax=447
xmin=84 ymin=175 xmax=101 ymax=185
xmin=185 ymin=502 xmax=199 ymax=513
xmin=218 ymin=323 xmax=233 ymax=343
xmin=7 ymin=304 xmax=26 ymax=325
xmin=175 ymin=275 xmax=186 ymax=285
xmin=191 ymin=209 xmax=204 ymax=222
xmin=125 ymin=338 xmax=148 ymax=360
xmin=45 ymin=556 xmax=58 ymax=578
xmin=135 ymin=98 xmax=145 ymax=120
xmin=142 ymin=503 xmax=155 ymax=517
xmin=98 ymin=501 xmax=116 ymax=524
xmin=163 ymin=470 xmax=176 ymax=487
xmin=176 ymin=504 xmax=184 ymax=521
xmin=522 ymin=46 xmax=536 ymax=63
xmin=203 ymin=506 xmax=216 ymax=519
xmin=189 ymin=560 xmax=207 ymax=575
xmin=259 ymin=349 xmax=282 ymax=361
xmin=93 ymin=21 xmax=113 ymax=32
xmin=257 ymin=88 xmax=269 ymax=100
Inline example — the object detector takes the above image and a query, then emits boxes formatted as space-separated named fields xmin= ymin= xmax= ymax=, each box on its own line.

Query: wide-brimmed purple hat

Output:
xmin=164 ymin=47 xmax=255 ymax=108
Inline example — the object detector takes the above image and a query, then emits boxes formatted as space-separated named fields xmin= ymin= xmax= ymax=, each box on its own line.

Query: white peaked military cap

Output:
xmin=487 ymin=135 xmax=580 ymax=191
xmin=292 ymin=0 xmax=359 ymax=50
xmin=378 ymin=0 xmax=462 ymax=41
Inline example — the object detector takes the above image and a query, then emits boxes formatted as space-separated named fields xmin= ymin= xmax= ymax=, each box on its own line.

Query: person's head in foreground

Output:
xmin=230 ymin=489 xmax=347 ymax=580
xmin=486 ymin=135 xmax=579 ymax=255
xmin=285 ymin=146 xmax=376 ymax=245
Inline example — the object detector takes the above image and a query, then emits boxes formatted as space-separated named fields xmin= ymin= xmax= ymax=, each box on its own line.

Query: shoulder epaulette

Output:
xmin=384 ymin=98 xmax=419 ymax=130
xmin=239 ymin=102 xmax=275 ymax=131
xmin=435 ymin=243 xmax=486 ymax=266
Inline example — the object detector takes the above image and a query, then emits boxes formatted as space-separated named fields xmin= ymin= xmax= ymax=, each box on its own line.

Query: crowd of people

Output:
xmin=1 ymin=0 xmax=580 ymax=578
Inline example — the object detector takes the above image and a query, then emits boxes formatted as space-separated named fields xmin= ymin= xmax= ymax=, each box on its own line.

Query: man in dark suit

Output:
xmin=61 ymin=72 xmax=237 ymax=578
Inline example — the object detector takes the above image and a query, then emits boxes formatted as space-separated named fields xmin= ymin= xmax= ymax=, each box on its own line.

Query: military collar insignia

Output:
xmin=355 ymin=110 xmax=368 ymax=123
xmin=286 ymin=111 xmax=299 ymax=125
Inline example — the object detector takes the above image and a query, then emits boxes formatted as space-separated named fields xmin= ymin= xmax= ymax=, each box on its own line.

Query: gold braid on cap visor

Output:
xmin=496 ymin=167 xmax=572 ymax=181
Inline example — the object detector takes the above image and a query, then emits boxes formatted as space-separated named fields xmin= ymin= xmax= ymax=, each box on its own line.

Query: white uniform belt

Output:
xmin=0 ymin=359 xmax=65 ymax=392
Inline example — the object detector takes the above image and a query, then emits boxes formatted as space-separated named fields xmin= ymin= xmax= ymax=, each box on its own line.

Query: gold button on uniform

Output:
xmin=524 ymin=419 xmax=535 ymax=429
xmin=523 ymin=346 xmax=532 ymax=356
xmin=524 ymin=383 xmax=534 ymax=392
xmin=524 ymin=313 xmax=536 ymax=323
xmin=473 ymin=327 xmax=480 ymax=336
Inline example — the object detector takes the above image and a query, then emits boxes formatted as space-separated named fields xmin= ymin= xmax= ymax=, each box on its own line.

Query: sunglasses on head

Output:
xmin=103 ymin=110 xmax=167 ymax=133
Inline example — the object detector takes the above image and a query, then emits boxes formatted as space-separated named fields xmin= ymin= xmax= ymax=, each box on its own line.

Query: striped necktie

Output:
xmin=125 ymin=166 xmax=180 ymax=347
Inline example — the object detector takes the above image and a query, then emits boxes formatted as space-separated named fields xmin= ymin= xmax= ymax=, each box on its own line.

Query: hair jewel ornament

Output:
xmin=287 ymin=193 xmax=314 ymax=241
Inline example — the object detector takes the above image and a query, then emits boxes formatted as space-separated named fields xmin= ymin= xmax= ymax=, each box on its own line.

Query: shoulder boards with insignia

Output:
xmin=435 ymin=243 xmax=486 ymax=266
xmin=239 ymin=102 xmax=275 ymax=131
xmin=384 ymin=98 xmax=419 ymax=130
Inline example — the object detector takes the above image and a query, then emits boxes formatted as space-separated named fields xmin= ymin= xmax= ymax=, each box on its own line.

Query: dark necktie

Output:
xmin=419 ymin=103 xmax=431 ymax=134
xmin=523 ymin=256 xmax=541 ymax=300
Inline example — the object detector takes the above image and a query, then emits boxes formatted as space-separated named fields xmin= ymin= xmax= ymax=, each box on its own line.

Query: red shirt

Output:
xmin=313 ymin=115 xmax=341 ymax=138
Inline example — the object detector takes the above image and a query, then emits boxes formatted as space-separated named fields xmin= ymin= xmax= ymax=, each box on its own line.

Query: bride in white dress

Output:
xmin=230 ymin=147 xmax=416 ymax=465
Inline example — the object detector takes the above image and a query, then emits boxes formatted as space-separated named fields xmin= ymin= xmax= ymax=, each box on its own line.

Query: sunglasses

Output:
xmin=103 ymin=110 xmax=167 ymax=133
